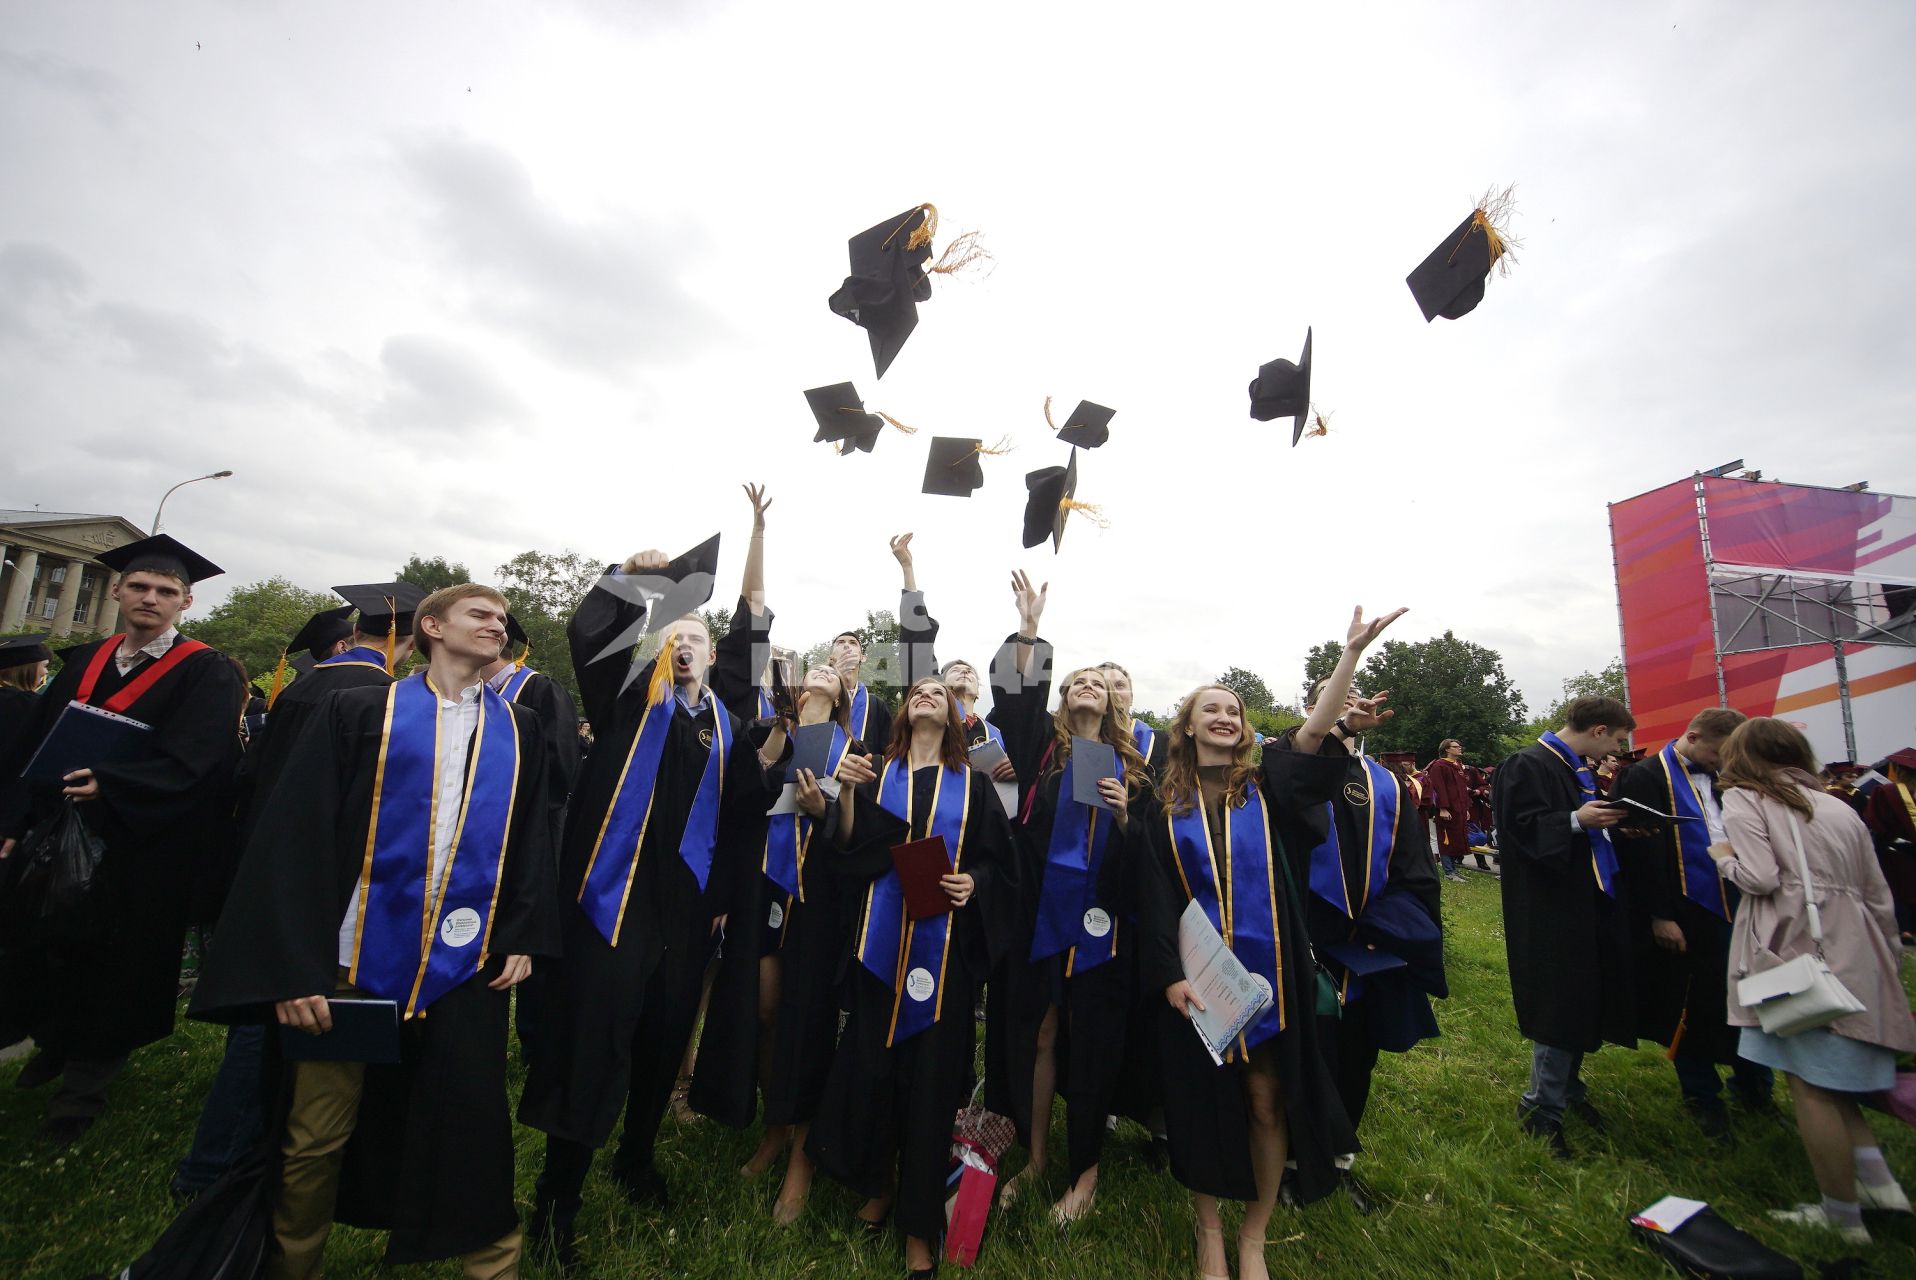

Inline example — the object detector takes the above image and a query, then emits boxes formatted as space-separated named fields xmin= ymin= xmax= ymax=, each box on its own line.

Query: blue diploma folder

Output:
xmin=21 ymin=701 xmax=153 ymax=786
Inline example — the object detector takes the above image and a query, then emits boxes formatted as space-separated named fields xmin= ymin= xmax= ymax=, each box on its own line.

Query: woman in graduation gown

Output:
xmin=1140 ymin=607 xmax=1400 ymax=1280
xmin=984 ymin=571 xmax=1150 ymax=1223
xmin=1097 ymin=660 xmax=1171 ymax=774
xmin=807 ymin=675 xmax=1017 ymax=1278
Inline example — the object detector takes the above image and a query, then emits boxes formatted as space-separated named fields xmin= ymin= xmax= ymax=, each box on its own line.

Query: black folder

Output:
xmin=277 ymin=998 xmax=402 ymax=1064
xmin=21 ymin=700 xmax=153 ymax=786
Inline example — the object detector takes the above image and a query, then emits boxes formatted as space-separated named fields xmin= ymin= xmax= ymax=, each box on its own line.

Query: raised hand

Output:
xmin=743 ymin=483 xmax=773 ymax=528
xmin=1011 ymin=569 xmax=1048 ymax=635
xmin=621 ymin=549 xmax=668 ymax=574
xmin=1344 ymin=605 xmax=1408 ymax=654
xmin=1343 ymin=690 xmax=1395 ymax=732
xmin=890 ymin=533 xmax=914 ymax=567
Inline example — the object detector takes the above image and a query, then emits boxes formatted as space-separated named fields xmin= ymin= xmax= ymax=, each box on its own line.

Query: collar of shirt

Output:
xmin=439 ymin=679 xmax=486 ymax=710
xmin=675 ymin=685 xmax=708 ymax=716
xmin=114 ymin=626 xmax=179 ymax=674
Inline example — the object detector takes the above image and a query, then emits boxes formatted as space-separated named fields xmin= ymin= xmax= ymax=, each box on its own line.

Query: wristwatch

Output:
xmin=1333 ymin=717 xmax=1354 ymax=738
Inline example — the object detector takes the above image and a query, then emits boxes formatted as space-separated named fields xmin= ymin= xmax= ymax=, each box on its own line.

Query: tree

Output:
xmin=183 ymin=577 xmax=341 ymax=689
xmin=1215 ymin=666 xmax=1276 ymax=714
xmin=1546 ymin=657 xmax=1627 ymax=726
xmin=1302 ymin=640 xmax=1342 ymax=705
xmin=494 ymin=550 xmax=602 ymax=616
xmin=396 ymin=554 xmax=470 ymax=594
xmin=1353 ymin=631 xmax=1528 ymax=764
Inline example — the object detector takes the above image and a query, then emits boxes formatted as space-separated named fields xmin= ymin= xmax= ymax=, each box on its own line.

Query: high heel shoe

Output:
xmin=1237 ymin=1231 xmax=1271 ymax=1280
xmin=1193 ymin=1220 xmax=1228 ymax=1280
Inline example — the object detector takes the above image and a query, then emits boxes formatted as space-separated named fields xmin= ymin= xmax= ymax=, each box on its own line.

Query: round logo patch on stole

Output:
xmin=1343 ymin=780 xmax=1371 ymax=806
xmin=768 ymin=900 xmax=785 ymax=930
xmin=440 ymin=907 xmax=482 ymax=948
xmin=905 ymin=967 xmax=936 ymax=1002
xmin=1082 ymin=908 xmax=1112 ymax=938
xmin=698 ymin=727 xmax=715 ymax=749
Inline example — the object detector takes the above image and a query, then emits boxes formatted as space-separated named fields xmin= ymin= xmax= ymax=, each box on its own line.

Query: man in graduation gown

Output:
xmin=1279 ymin=686 xmax=1444 ymax=1211
xmin=0 ymin=535 xmax=244 ymax=1143
xmin=1613 ymin=707 xmax=1771 ymax=1141
xmin=1493 ymin=695 xmax=1636 ymax=1160
xmin=518 ymin=544 xmax=772 ymax=1269
xmin=189 ymin=583 xmax=558 ymax=1280
xmin=169 ymin=591 xmax=420 ymax=1199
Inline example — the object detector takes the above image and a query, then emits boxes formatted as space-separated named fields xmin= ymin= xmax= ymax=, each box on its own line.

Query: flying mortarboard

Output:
xmin=287 ymin=605 xmax=356 ymax=661
xmin=804 ymin=382 xmax=916 ymax=456
xmin=96 ymin=533 xmax=224 ymax=586
xmin=827 ymin=204 xmax=989 ymax=379
xmin=0 ymin=633 xmax=52 ymax=670
xmin=1045 ymin=397 xmax=1115 ymax=450
xmin=1021 ymin=449 xmax=1102 ymax=552
xmin=1248 ymin=327 xmax=1313 ymax=445
xmin=1405 ymin=184 xmax=1520 ymax=322
xmin=332 ymin=581 xmax=428 ymax=636
xmin=921 ymin=437 xmax=988 ymax=497
xmin=585 ymin=534 xmax=723 ymax=678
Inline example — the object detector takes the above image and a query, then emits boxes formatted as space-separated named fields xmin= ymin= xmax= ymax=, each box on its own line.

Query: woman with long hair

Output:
xmin=985 ymin=571 xmax=1151 ymax=1223
xmin=807 ymin=675 xmax=1015 ymax=1278
xmin=1713 ymin=717 xmax=1915 ymax=1245
xmin=1141 ymin=607 xmax=1400 ymax=1280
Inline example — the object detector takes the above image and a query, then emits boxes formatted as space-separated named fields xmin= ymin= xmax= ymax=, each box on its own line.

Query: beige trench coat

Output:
xmin=1718 ymin=771 xmax=1916 ymax=1053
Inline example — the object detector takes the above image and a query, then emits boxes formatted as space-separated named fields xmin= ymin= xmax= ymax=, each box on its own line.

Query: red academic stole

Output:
xmin=76 ymin=634 xmax=211 ymax=714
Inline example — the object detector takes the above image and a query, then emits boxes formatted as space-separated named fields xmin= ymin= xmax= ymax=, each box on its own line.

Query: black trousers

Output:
xmin=536 ymin=922 xmax=718 ymax=1207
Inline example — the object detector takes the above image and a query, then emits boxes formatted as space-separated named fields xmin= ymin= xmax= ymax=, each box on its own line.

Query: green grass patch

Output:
xmin=3 ymin=874 xmax=1913 ymax=1277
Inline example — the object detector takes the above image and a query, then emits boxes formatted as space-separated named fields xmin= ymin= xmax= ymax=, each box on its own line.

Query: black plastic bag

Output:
xmin=11 ymin=798 xmax=108 ymax=919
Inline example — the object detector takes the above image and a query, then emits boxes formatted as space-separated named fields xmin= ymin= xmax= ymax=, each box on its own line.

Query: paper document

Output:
xmin=967 ymin=740 xmax=1019 ymax=818
xmin=1177 ymin=899 xmax=1270 ymax=1065
xmin=767 ymin=776 xmax=841 ymax=816
xmin=1602 ymin=796 xmax=1701 ymax=824
xmin=1631 ymin=1195 xmax=1708 ymax=1233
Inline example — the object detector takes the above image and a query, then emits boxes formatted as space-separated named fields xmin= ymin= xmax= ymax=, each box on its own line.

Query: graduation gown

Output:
xmin=1424 ymin=758 xmax=1472 ymax=857
xmin=1280 ymin=729 xmax=1444 ymax=1126
xmin=1137 ymin=751 xmax=1359 ymax=1206
xmin=1614 ymin=753 xmax=1738 ymax=1060
xmin=982 ymin=634 xmax=1144 ymax=1181
xmin=1492 ymin=745 xmax=1635 ymax=1053
xmin=232 ymin=652 xmax=394 ymax=838
xmin=0 ymin=684 xmax=37 ymax=759
xmin=690 ymin=600 xmax=871 ymax=1130
xmin=189 ymin=680 xmax=559 ymax=1265
xmin=516 ymin=577 xmax=771 ymax=1147
xmin=0 ymin=635 xmax=243 ymax=1060
xmin=807 ymin=766 xmax=1016 ymax=1244
xmin=1862 ymin=778 xmax=1916 ymax=912
xmin=497 ymin=667 xmax=581 ymax=840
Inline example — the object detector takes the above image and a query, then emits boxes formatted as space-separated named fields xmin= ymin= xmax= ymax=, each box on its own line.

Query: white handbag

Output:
xmin=1734 ymin=805 xmax=1866 ymax=1037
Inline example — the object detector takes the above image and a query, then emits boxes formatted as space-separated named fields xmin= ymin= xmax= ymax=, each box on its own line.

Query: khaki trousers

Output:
xmin=267 ymin=982 xmax=522 ymax=1280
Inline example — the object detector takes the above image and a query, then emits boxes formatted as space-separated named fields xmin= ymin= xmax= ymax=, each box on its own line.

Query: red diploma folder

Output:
xmin=890 ymin=836 xmax=955 ymax=920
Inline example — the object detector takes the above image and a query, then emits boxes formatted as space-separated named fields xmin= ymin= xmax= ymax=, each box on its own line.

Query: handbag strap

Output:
xmin=1781 ymin=799 xmax=1825 ymax=958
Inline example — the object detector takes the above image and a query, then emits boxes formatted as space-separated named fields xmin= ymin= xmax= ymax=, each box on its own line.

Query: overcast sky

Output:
xmin=3 ymin=1 xmax=1912 ymax=718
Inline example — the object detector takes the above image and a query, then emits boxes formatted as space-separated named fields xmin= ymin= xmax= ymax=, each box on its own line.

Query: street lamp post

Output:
xmin=152 ymin=470 xmax=234 ymax=533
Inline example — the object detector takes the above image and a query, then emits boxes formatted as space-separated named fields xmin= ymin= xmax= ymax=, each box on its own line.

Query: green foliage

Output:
xmin=1248 ymin=704 xmax=1305 ymax=740
xmin=1355 ymin=631 xmax=1528 ymax=764
xmin=1214 ymin=665 xmax=1276 ymax=714
xmin=395 ymin=554 xmax=470 ymax=594
xmin=1302 ymin=639 xmax=1342 ymax=704
xmin=493 ymin=551 xmax=607 ymax=706
xmin=1547 ymin=657 xmax=1628 ymax=726
xmin=180 ymin=577 xmax=340 ymax=686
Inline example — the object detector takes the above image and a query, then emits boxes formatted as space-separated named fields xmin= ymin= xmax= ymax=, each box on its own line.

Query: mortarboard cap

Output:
xmin=922 ymin=437 xmax=986 ymax=498
xmin=828 ymin=207 xmax=934 ymax=379
xmin=1406 ymin=186 xmax=1519 ymax=322
xmin=1052 ymin=399 xmax=1115 ymax=450
xmin=332 ymin=581 xmax=428 ymax=636
xmin=1249 ymin=328 xmax=1313 ymax=445
xmin=505 ymin=613 xmax=529 ymax=648
xmin=96 ymin=533 xmax=223 ymax=586
xmin=1380 ymin=751 xmax=1419 ymax=767
xmin=1021 ymin=450 xmax=1081 ymax=552
xmin=289 ymin=651 xmax=318 ymax=677
xmin=287 ymin=605 xmax=356 ymax=661
xmin=804 ymin=382 xmax=886 ymax=456
xmin=0 ymin=632 xmax=53 ymax=670
xmin=1886 ymin=748 xmax=1916 ymax=771
xmin=583 ymin=534 xmax=722 ymax=673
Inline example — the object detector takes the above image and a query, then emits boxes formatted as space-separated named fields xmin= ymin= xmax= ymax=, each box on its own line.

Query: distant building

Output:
xmin=0 ymin=510 xmax=147 ymax=636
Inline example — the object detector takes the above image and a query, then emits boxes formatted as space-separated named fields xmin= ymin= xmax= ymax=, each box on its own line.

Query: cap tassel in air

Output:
xmin=1059 ymin=498 xmax=1110 ymax=529
xmin=515 ymin=639 xmax=531 ymax=672
xmin=646 ymin=636 xmax=678 ymax=708
xmin=1453 ymin=183 xmax=1520 ymax=275
xmin=267 ymin=650 xmax=289 ymax=708
xmin=382 ymin=594 xmax=397 ymax=675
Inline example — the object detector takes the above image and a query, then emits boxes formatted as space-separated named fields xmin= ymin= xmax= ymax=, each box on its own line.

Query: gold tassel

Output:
xmin=1451 ymin=182 xmax=1521 ymax=275
xmin=515 ymin=638 xmax=531 ymax=671
xmin=881 ymin=203 xmax=938 ymax=251
xmin=646 ymin=634 xmax=677 ymax=707
xmin=1304 ymin=407 xmax=1333 ymax=439
xmin=266 ymin=651 xmax=289 ymax=707
xmin=928 ymin=229 xmax=990 ymax=276
xmin=875 ymin=411 xmax=918 ymax=436
xmin=382 ymin=594 xmax=397 ymax=674
xmin=1058 ymin=498 xmax=1111 ymax=529
xmin=964 ymin=434 xmax=1015 ymax=459
xmin=1043 ymin=396 xmax=1060 ymax=432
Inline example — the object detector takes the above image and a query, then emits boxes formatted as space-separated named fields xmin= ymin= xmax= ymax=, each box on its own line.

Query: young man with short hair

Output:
xmin=0 ymin=534 xmax=244 ymax=1143
xmin=1615 ymin=706 xmax=1770 ymax=1138
xmin=1493 ymin=695 xmax=1637 ymax=1160
xmin=191 ymin=583 xmax=559 ymax=1279
xmin=1424 ymin=738 xmax=1473 ymax=881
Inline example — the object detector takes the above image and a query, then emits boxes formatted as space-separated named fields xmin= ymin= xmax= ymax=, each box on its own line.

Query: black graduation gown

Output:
xmin=0 ymin=684 xmax=37 ymax=759
xmin=690 ymin=599 xmax=871 ymax=1130
xmin=500 ymin=668 xmax=581 ymax=840
xmin=516 ymin=578 xmax=771 ymax=1147
xmin=189 ymin=682 xmax=559 ymax=1264
xmin=982 ymin=635 xmax=1143 ymax=1181
xmin=1278 ymin=730 xmax=1444 ymax=1129
xmin=1614 ymin=754 xmax=1739 ymax=1062
xmin=1137 ymin=751 xmax=1360 ymax=1206
xmin=232 ymin=659 xmax=395 ymax=842
xmin=0 ymin=636 xmax=242 ymax=1060
xmin=1492 ymin=745 xmax=1636 ymax=1053
xmin=807 ymin=766 xmax=1017 ymax=1244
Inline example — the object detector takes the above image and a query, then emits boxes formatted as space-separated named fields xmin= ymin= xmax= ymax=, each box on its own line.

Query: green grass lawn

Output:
xmin=4 ymin=873 xmax=1913 ymax=1278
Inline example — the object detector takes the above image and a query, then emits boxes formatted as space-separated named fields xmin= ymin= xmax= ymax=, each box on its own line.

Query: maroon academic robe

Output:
xmin=1423 ymin=758 xmax=1472 ymax=863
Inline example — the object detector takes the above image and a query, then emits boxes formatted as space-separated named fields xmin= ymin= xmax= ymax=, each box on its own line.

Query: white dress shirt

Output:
xmin=114 ymin=627 xmax=179 ymax=676
xmin=337 ymin=678 xmax=487 ymax=968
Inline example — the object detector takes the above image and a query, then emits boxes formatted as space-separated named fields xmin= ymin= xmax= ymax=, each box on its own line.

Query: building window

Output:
xmin=49 ymin=565 xmax=67 ymax=586
xmin=39 ymin=598 xmax=58 ymax=620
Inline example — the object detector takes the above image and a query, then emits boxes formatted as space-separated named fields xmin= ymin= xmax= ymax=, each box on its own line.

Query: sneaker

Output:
xmin=1769 ymin=1202 xmax=1870 ymax=1245
xmin=1857 ymin=1179 xmax=1913 ymax=1213
xmin=1517 ymin=1106 xmax=1572 ymax=1162
xmin=1444 ymin=873 xmax=1467 ymax=884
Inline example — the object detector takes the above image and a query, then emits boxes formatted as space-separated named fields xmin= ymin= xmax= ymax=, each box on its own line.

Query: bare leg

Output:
xmin=1003 ymin=1005 xmax=1059 ymax=1208
xmin=904 ymin=1234 xmax=936 ymax=1273
xmin=771 ymin=1122 xmax=814 ymax=1225
xmin=1192 ymin=1191 xmax=1228 ymax=1280
xmin=741 ymin=956 xmax=786 ymax=1178
xmin=1053 ymin=1163 xmax=1099 ymax=1221
xmin=1238 ymin=1056 xmax=1289 ymax=1280
xmin=855 ymin=1194 xmax=890 ymax=1226
xmin=1788 ymin=1073 xmax=1858 ymax=1201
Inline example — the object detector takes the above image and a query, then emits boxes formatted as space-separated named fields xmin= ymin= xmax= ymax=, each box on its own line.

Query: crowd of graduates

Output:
xmin=0 ymin=483 xmax=1912 ymax=1279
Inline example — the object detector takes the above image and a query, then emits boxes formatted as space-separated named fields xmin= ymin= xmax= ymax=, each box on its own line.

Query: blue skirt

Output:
xmin=1739 ymin=1025 xmax=1897 ymax=1094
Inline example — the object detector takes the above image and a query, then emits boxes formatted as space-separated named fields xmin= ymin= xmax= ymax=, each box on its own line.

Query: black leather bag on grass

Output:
xmin=1631 ymin=1206 xmax=1803 ymax=1280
